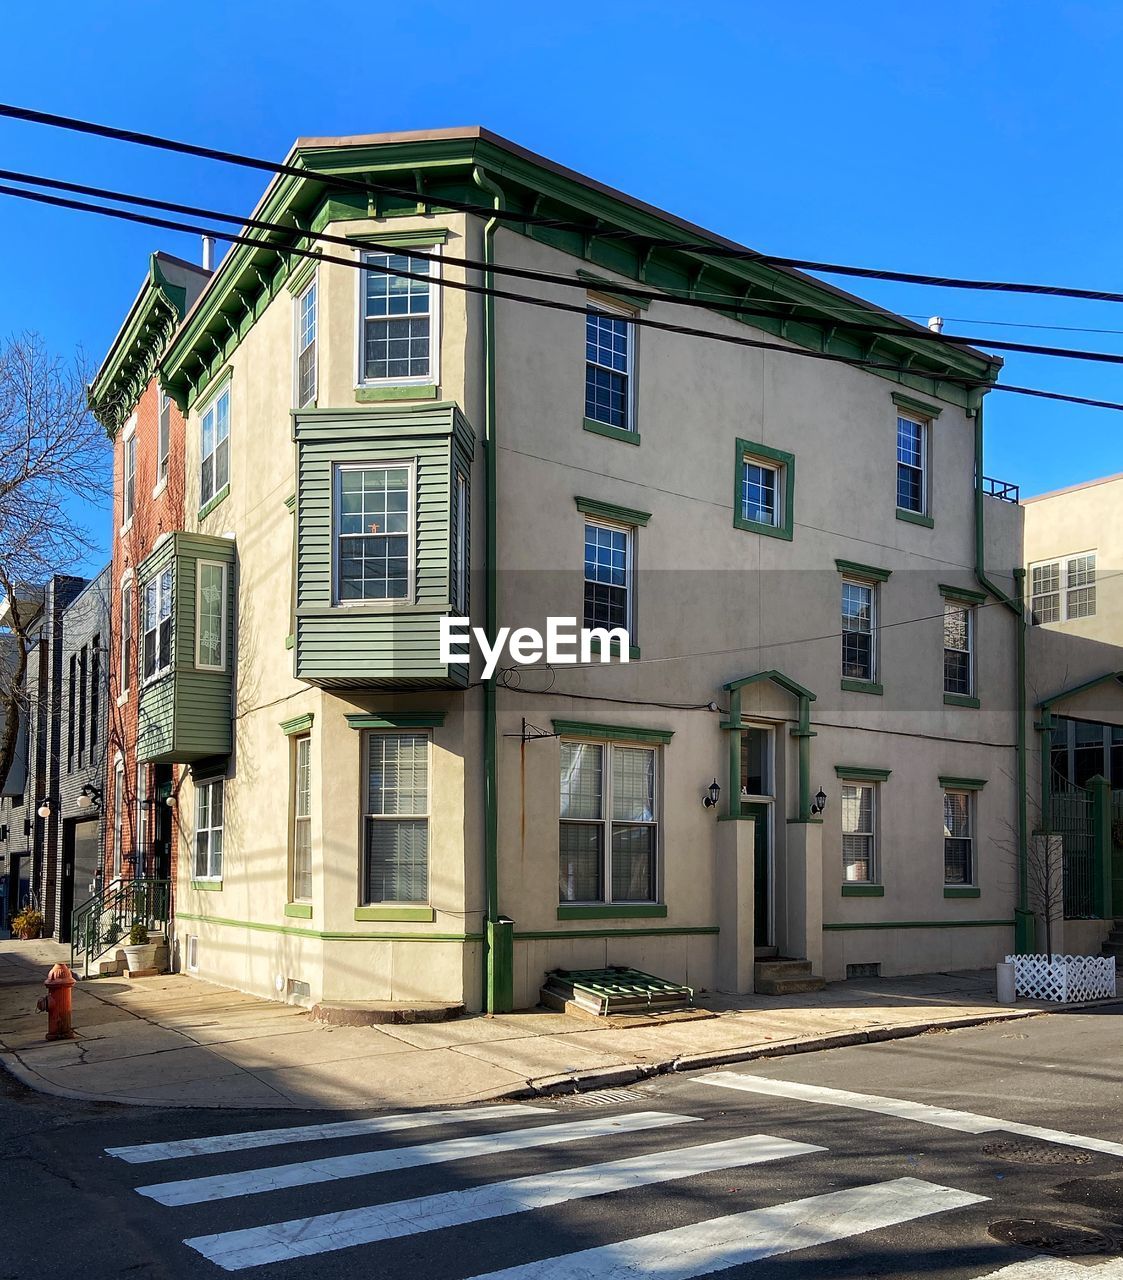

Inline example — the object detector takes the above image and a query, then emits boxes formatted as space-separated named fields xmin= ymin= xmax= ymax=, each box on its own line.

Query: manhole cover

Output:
xmin=546 ymin=1087 xmax=652 ymax=1107
xmin=982 ymin=1140 xmax=1095 ymax=1166
xmin=988 ymin=1219 xmax=1119 ymax=1256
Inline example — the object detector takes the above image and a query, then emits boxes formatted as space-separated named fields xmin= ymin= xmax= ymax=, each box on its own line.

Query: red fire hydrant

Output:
xmin=36 ymin=963 xmax=77 ymax=1041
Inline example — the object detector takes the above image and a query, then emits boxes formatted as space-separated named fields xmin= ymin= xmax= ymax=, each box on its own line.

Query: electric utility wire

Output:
xmin=6 ymin=181 xmax=1123 ymax=414
xmin=9 ymin=166 xmax=1123 ymax=371
xmin=3 ymin=100 xmax=1123 ymax=308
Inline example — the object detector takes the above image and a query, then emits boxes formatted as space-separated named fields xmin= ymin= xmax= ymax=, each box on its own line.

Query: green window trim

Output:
xmin=190 ymin=879 xmax=223 ymax=892
xmin=944 ymin=886 xmax=981 ymax=898
xmin=841 ymin=883 xmax=885 ymax=897
xmin=355 ymin=906 xmax=436 ymax=922
xmin=280 ymin=713 xmax=314 ymax=736
xmin=577 ymin=268 xmax=652 ymax=311
xmin=835 ymin=765 xmax=892 ymax=782
xmin=551 ymin=718 xmax=674 ymax=745
xmin=556 ymin=903 xmax=668 ymax=920
xmin=835 ymin=558 xmax=892 ymax=583
xmin=895 ymin=509 xmax=934 ymax=529
xmin=939 ymin=775 xmax=987 ymax=790
xmin=823 ymin=918 xmax=1012 ymax=932
xmin=284 ymin=902 xmax=313 ymax=918
xmin=944 ymin=693 xmax=981 ymax=709
xmin=285 ymin=256 xmax=319 ymax=298
xmin=356 ymin=385 xmax=440 ymax=402
xmin=283 ymin=493 xmax=296 ymax=512
xmin=892 ymin=391 xmax=943 ymax=420
xmin=583 ymin=418 xmax=641 ymax=446
xmin=198 ymin=483 xmax=231 ymax=521
xmin=840 ymin=678 xmax=884 ymax=696
xmin=938 ymin=583 xmax=988 ymax=605
xmin=574 ymin=496 xmax=652 ymax=527
xmin=284 ymin=633 xmax=294 ymax=650
xmin=344 ymin=228 xmax=451 ymax=247
xmin=345 ymin=712 xmax=447 ymax=730
xmin=514 ymin=925 xmax=717 ymax=940
xmin=733 ymin=438 xmax=795 ymax=541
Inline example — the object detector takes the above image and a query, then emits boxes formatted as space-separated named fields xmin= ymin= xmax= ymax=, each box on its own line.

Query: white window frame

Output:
xmin=361 ymin=730 xmax=431 ymax=906
xmin=356 ymin=246 xmax=441 ymax=388
xmin=118 ymin=575 xmax=133 ymax=705
xmin=291 ymin=733 xmax=312 ymax=903
xmin=333 ymin=460 xmax=416 ymax=607
xmin=582 ymin=518 xmax=634 ymax=642
xmin=294 ymin=275 xmax=318 ymax=408
xmin=194 ymin=559 xmax=227 ymax=672
xmin=943 ymin=789 xmax=974 ymax=886
xmin=194 ymin=777 xmax=224 ymax=881
xmin=584 ymin=298 xmax=636 ymax=434
xmin=121 ymin=416 xmax=137 ymax=534
xmin=740 ymin=456 xmax=782 ymax=529
xmin=154 ymin=390 xmax=171 ymax=496
xmin=841 ymin=577 xmax=877 ymax=683
xmin=141 ymin=566 xmax=174 ymax=683
xmin=199 ymin=378 xmax=231 ymax=510
xmin=558 ymin=737 xmax=660 ymax=906
xmin=943 ymin=601 xmax=974 ymax=697
xmin=895 ymin=412 xmax=928 ymax=516
xmin=841 ymin=781 xmax=878 ymax=883
xmin=1030 ymin=551 xmax=1097 ymax=624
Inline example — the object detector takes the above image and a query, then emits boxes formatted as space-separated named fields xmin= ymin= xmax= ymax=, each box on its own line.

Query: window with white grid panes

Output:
xmin=195 ymin=778 xmax=224 ymax=880
xmin=1030 ymin=552 xmax=1096 ymax=623
xmin=741 ymin=459 xmax=779 ymax=527
xmin=841 ymin=579 xmax=875 ymax=681
xmin=291 ymin=735 xmax=312 ymax=902
xmin=200 ymin=383 xmax=230 ymax=507
xmin=363 ymin=732 xmax=429 ymax=904
xmin=943 ymin=790 xmax=973 ymax=885
xmin=295 ymin=278 xmax=317 ymax=407
xmin=585 ymin=304 xmax=634 ymax=431
xmin=335 ymin=464 xmax=412 ymax=602
xmin=583 ymin=520 xmax=632 ymax=637
xmin=559 ymin=739 xmax=657 ymax=904
xmin=841 ymin=782 xmax=876 ymax=882
xmin=896 ymin=414 xmax=926 ymax=514
xmin=360 ymin=251 xmax=436 ymax=384
xmin=943 ymin=601 xmax=973 ymax=696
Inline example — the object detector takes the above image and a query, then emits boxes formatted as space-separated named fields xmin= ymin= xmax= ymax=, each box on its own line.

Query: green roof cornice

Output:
xmin=158 ymin=132 xmax=1003 ymax=415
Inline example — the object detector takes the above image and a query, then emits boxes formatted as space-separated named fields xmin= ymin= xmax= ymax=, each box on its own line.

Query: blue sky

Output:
xmin=2 ymin=1 xmax=1121 ymax=570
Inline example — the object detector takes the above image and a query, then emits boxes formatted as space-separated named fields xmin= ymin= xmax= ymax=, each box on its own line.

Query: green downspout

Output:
xmin=472 ymin=167 xmax=513 ymax=1013
xmin=973 ymin=399 xmax=1033 ymax=951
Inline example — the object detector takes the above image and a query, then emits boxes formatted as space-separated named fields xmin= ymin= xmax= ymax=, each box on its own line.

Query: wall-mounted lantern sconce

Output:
xmin=810 ymin=786 xmax=828 ymax=816
xmin=165 ymin=794 xmax=177 ymax=809
xmin=703 ymin=778 xmax=721 ymax=810
xmin=77 ymin=784 xmax=102 ymax=811
xmin=37 ymin=798 xmax=54 ymax=819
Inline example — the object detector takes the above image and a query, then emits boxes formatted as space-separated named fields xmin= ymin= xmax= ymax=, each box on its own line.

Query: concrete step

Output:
xmin=755 ymin=974 xmax=827 ymax=996
xmin=311 ymin=1000 xmax=464 ymax=1026
xmin=754 ymin=958 xmax=813 ymax=983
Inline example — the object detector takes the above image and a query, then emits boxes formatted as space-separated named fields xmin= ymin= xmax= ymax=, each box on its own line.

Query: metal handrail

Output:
xmin=70 ymin=877 xmax=171 ymax=977
xmin=982 ymin=475 xmax=1020 ymax=503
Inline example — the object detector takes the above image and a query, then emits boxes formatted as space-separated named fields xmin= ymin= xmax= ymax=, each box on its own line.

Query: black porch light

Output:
xmin=811 ymin=786 xmax=828 ymax=816
xmin=703 ymin=778 xmax=721 ymax=810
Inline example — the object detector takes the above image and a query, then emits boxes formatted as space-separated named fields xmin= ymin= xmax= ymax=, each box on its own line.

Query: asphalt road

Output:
xmin=5 ymin=1007 xmax=1123 ymax=1279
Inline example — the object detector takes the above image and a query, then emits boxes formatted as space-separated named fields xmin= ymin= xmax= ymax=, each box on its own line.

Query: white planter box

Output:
xmin=1005 ymin=954 xmax=1116 ymax=1003
xmin=122 ymin=943 xmax=158 ymax=973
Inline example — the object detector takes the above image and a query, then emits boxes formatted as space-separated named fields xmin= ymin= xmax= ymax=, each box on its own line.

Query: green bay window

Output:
xmin=363 ymin=731 xmax=429 ymax=904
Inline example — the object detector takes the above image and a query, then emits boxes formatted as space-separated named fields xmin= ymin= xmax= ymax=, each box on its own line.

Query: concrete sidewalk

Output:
xmin=0 ymin=939 xmax=1097 ymax=1111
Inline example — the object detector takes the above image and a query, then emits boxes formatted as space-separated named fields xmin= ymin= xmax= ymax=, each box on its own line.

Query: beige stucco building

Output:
xmin=93 ymin=128 xmax=1123 ymax=1013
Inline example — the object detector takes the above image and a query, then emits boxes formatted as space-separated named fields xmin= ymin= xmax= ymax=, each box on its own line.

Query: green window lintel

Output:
xmin=835 ymin=765 xmax=892 ymax=782
xmin=938 ymin=583 xmax=988 ymax=605
xmin=347 ymin=228 xmax=451 ymax=247
xmin=575 ymin=496 xmax=651 ymax=527
xmin=835 ymin=558 xmax=892 ymax=583
xmin=892 ymin=391 xmax=943 ymax=420
xmin=551 ymin=719 xmax=673 ymax=745
xmin=939 ymin=775 xmax=987 ymax=790
xmin=577 ymin=268 xmax=652 ymax=310
xmin=280 ymin=713 xmax=314 ymax=737
xmin=346 ymin=712 xmax=446 ymax=730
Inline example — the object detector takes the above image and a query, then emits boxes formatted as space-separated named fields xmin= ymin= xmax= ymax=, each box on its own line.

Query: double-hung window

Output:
xmin=120 ymin=581 xmax=132 ymax=699
xmin=943 ymin=602 xmax=973 ymax=696
xmin=142 ymin=567 xmax=174 ymax=681
xmin=559 ymin=739 xmax=658 ymax=904
xmin=194 ymin=778 xmax=224 ymax=880
xmin=122 ymin=429 xmax=137 ymax=529
xmin=734 ymin=439 xmax=795 ymax=539
xmin=291 ymin=734 xmax=312 ymax=902
xmin=195 ymin=560 xmax=227 ymax=670
xmin=360 ymin=251 xmax=436 ymax=384
xmin=363 ymin=732 xmax=429 ymax=904
xmin=1031 ymin=552 xmax=1097 ymax=623
xmin=841 ymin=579 xmax=876 ymax=683
xmin=585 ymin=303 xmax=634 ymax=432
xmin=841 ymin=783 xmax=876 ymax=882
xmin=896 ymin=413 xmax=927 ymax=515
xmin=583 ymin=521 xmax=631 ymax=637
xmin=157 ymin=391 xmax=171 ymax=488
xmin=943 ymin=790 xmax=973 ymax=885
xmin=336 ymin=464 xmax=412 ymax=602
xmin=295 ymin=278 xmax=317 ymax=407
xmin=200 ymin=383 xmax=230 ymax=508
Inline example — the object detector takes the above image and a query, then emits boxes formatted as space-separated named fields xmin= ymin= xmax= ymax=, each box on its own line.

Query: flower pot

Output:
xmin=122 ymin=943 xmax=158 ymax=973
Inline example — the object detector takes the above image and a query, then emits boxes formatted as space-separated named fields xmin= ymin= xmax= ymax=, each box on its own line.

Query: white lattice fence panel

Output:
xmin=1005 ymin=954 xmax=1116 ymax=1002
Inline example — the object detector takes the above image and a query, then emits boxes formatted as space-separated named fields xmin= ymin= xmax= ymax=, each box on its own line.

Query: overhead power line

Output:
xmin=3 ymin=100 xmax=1123 ymax=307
xmin=5 ymin=180 xmax=1123 ymax=414
xmin=8 ymin=166 xmax=1123 ymax=371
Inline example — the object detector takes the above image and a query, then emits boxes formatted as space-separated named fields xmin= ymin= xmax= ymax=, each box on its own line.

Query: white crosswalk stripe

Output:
xmin=450 ymin=1178 xmax=989 ymax=1280
xmin=136 ymin=1110 xmax=697 ymax=1206
xmin=105 ymin=1103 xmax=548 ymax=1164
xmin=185 ymin=1133 xmax=825 ymax=1271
